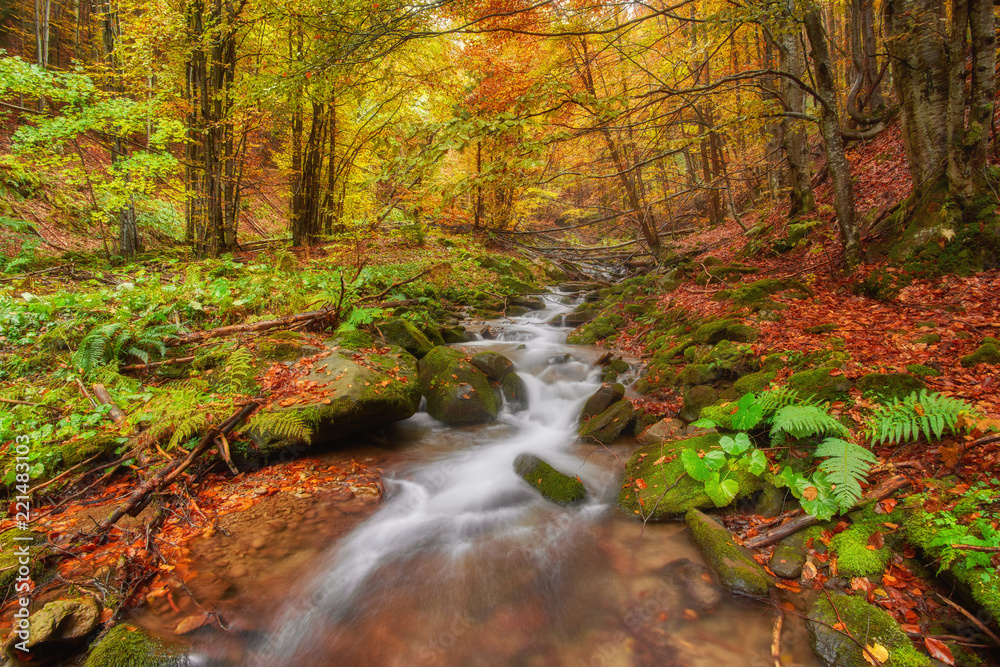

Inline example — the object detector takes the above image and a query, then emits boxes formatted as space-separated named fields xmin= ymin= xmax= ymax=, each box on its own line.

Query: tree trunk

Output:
xmin=804 ymin=9 xmax=860 ymax=269
xmin=775 ymin=15 xmax=815 ymax=217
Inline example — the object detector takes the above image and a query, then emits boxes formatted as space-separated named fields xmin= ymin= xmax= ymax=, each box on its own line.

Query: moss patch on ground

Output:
xmin=787 ymin=366 xmax=853 ymax=403
xmin=855 ymin=373 xmax=925 ymax=402
xmin=83 ymin=625 xmax=182 ymax=667
xmin=960 ymin=337 xmax=1000 ymax=367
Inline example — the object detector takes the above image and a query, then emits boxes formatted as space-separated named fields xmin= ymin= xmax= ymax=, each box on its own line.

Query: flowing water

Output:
xmin=174 ymin=290 xmax=818 ymax=666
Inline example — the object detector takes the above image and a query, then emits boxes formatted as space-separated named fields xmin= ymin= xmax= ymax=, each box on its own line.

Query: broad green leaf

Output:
xmin=681 ymin=448 xmax=713 ymax=482
xmin=705 ymin=472 xmax=740 ymax=507
xmin=747 ymin=449 xmax=768 ymax=476
xmin=703 ymin=450 xmax=727 ymax=471
xmin=732 ymin=393 xmax=764 ymax=429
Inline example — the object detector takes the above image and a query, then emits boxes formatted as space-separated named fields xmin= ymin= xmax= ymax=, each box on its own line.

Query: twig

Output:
xmin=75 ymin=379 xmax=97 ymax=410
xmin=357 ymin=268 xmax=432 ymax=304
xmin=0 ymin=397 xmax=61 ymax=413
xmin=771 ymin=591 xmax=784 ymax=667
xmin=92 ymin=384 xmax=128 ymax=429
xmin=122 ymin=355 xmax=196 ymax=372
xmin=950 ymin=544 xmax=1000 ymax=553
xmin=934 ymin=593 xmax=1000 ymax=646
xmin=29 ymin=453 xmax=103 ymax=494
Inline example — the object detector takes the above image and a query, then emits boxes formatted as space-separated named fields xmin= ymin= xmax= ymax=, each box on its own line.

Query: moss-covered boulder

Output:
xmin=508 ymin=295 xmax=545 ymax=311
xmin=636 ymin=418 xmax=686 ymax=446
xmin=691 ymin=319 xmax=759 ymax=344
xmin=806 ymin=592 xmax=930 ymax=667
xmin=673 ymin=363 xmax=720 ymax=388
xmin=440 ymin=326 xmax=468 ymax=344
xmin=905 ymin=363 xmax=941 ymax=377
xmin=686 ymin=509 xmax=770 ymax=599
xmin=680 ymin=385 xmax=718 ymax=423
xmin=83 ymin=624 xmax=183 ymax=667
xmin=418 ymin=346 xmax=500 ymax=425
xmin=787 ymin=366 xmax=853 ymax=403
xmin=501 ymin=372 xmax=529 ymax=412
xmin=960 ymin=337 xmax=1000 ymax=367
xmin=470 ymin=351 xmax=514 ymax=381
xmin=6 ymin=597 xmax=101 ymax=660
xmin=249 ymin=342 xmax=422 ymax=454
xmin=856 ymin=373 xmax=925 ymax=402
xmin=379 ymin=318 xmax=434 ymax=359
xmin=579 ymin=399 xmax=635 ymax=444
xmin=580 ymin=383 xmax=625 ymax=420
xmin=769 ymin=544 xmax=806 ymax=579
xmin=732 ymin=370 xmax=776 ymax=394
xmin=0 ymin=529 xmax=45 ymax=600
xmin=618 ymin=434 xmax=760 ymax=520
xmin=59 ymin=433 xmax=120 ymax=467
xmin=804 ymin=323 xmax=838 ymax=335
xmin=513 ymin=454 xmax=586 ymax=505
xmin=255 ymin=331 xmax=324 ymax=362
xmin=567 ymin=316 xmax=619 ymax=345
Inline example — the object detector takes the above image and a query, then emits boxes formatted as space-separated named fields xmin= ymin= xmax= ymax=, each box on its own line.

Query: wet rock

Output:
xmin=661 ymin=558 xmax=723 ymax=612
xmin=769 ymin=544 xmax=806 ymax=579
xmin=470 ymin=351 xmax=514 ymax=381
xmin=685 ymin=509 xmax=770 ymax=599
xmin=4 ymin=597 xmax=101 ymax=659
xmin=501 ymin=372 xmax=529 ymax=412
xmin=547 ymin=353 xmax=573 ymax=365
xmin=82 ymin=624 xmax=181 ymax=667
xmin=440 ymin=326 xmax=468 ymax=344
xmin=636 ymin=418 xmax=686 ymax=446
xmin=618 ymin=434 xmax=759 ymax=520
xmin=379 ymin=318 xmax=434 ymax=359
xmin=513 ymin=454 xmax=586 ymax=505
xmin=508 ymin=295 xmax=545 ymax=310
xmin=248 ymin=341 xmax=421 ymax=454
xmin=419 ymin=346 xmax=499 ymax=425
xmin=580 ymin=383 xmax=625 ymax=420
xmin=806 ymin=592 xmax=928 ymax=667
xmin=679 ymin=385 xmax=718 ymax=423
xmin=579 ymin=399 xmax=635 ymax=444
xmin=754 ymin=484 xmax=787 ymax=518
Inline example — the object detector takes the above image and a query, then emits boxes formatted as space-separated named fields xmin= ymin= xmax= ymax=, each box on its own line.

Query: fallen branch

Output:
xmin=744 ymin=475 xmax=911 ymax=549
xmin=935 ymin=593 xmax=1000 ymax=646
xmin=356 ymin=268 xmax=432 ymax=304
xmin=29 ymin=453 xmax=103 ymax=495
xmin=97 ymin=400 xmax=261 ymax=530
xmin=122 ymin=355 xmax=196 ymax=372
xmin=0 ymin=397 xmax=61 ymax=413
xmin=165 ymin=309 xmax=337 ymax=347
xmin=950 ymin=544 xmax=1000 ymax=553
xmin=92 ymin=384 xmax=128 ymax=429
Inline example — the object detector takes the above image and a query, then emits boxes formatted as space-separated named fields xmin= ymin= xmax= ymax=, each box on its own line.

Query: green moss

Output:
xmin=0 ymin=528 xmax=43 ymax=598
xmin=567 ymin=316 xmax=618 ymax=345
xmin=674 ymin=363 xmax=718 ymax=387
xmin=806 ymin=593 xmax=930 ymax=667
xmin=905 ymin=364 xmax=941 ymax=377
xmin=829 ymin=525 xmax=893 ymax=578
xmin=379 ymin=318 xmax=434 ymax=359
xmin=913 ymin=333 xmax=940 ymax=344
xmin=686 ymin=509 xmax=770 ymax=598
xmin=418 ymin=346 xmax=498 ymax=425
xmin=83 ymin=625 xmax=182 ymax=667
xmin=855 ymin=373 xmax=926 ymax=402
xmin=699 ymin=402 xmax=736 ymax=430
xmin=579 ymin=400 xmax=635 ymax=444
xmin=787 ymin=366 xmax=853 ymax=403
xmin=59 ymin=433 xmax=120 ymax=467
xmin=691 ymin=319 xmax=759 ymax=344
xmin=804 ymin=323 xmax=838 ymax=334
xmin=514 ymin=454 xmax=586 ymax=505
xmin=960 ymin=337 xmax=1000 ymax=367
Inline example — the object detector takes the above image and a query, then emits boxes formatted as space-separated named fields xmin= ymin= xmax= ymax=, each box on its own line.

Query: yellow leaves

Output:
xmin=863 ymin=643 xmax=889 ymax=665
xmin=802 ymin=486 xmax=819 ymax=501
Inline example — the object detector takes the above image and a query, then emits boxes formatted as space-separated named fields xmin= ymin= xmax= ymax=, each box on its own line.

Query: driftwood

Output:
xmin=743 ymin=475 xmax=911 ymax=549
xmin=98 ymin=400 xmax=260 ymax=530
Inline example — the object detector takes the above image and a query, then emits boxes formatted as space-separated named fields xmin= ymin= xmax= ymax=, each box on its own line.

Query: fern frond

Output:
xmin=815 ymin=437 xmax=877 ymax=511
xmin=770 ymin=405 xmax=849 ymax=442
xmin=868 ymin=389 xmax=976 ymax=445
xmin=757 ymin=387 xmax=803 ymax=414
xmin=216 ymin=348 xmax=256 ymax=394
xmin=246 ymin=410 xmax=312 ymax=444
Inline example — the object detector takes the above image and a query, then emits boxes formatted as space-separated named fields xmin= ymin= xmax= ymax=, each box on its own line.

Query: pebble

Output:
xmin=249 ymin=536 xmax=267 ymax=550
xmin=228 ymin=564 xmax=249 ymax=579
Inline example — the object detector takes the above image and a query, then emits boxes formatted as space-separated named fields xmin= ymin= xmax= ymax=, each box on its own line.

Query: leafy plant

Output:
xmin=813 ymin=438 xmax=878 ymax=511
xmin=770 ymin=405 xmax=849 ymax=444
xmin=132 ymin=384 xmax=214 ymax=451
xmin=73 ymin=321 xmax=179 ymax=374
xmin=244 ymin=410 xmax=312 ymax=445
xmin=868 ymin=389 xmax=976 ymax=445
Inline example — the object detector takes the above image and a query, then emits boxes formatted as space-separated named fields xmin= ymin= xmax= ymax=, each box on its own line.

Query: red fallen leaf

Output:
xmin=828 ymin=368 xmax=844 ymax=376
xmin=834 ymin=521 xmax=851 ymax=533
xmin=867 ymin=531 xmax=885 ymax=550
xmin=635 ymin=478 xmax=647 ymax=490
xmin=924 ymin=637 xmax=955 ymax=665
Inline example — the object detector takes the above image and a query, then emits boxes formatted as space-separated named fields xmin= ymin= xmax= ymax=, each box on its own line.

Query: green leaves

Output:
xmin=719 ymin=432 xmax=751 ymax=455
xmin=770 ymin=404 xmax=849 ymax=441
xmin=868 ymin=389 xmax=975 ymax=445
xmin=704 ymin=473 xmax=740 ymax=507
xmin=680 ymin=447 xmax=726 ymax=482
xmin=731 ymin=392 xmax=763 ymax=430
xmin=814 ymin=437 xmax=878 ymax=512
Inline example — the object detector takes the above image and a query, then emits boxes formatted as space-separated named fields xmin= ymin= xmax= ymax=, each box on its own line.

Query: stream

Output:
xmin=165 ymin=289 xmax=818 ymax=666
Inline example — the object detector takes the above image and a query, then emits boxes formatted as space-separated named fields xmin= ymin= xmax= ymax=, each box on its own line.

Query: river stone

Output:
xmin=661 ymin=558 xmax=723 ymax=612
xmin=471 ymin=351 xmax=515 ymax=381
xmin=636 ymin=418 xmax=686 ymax=445
xmin=418 ymin=346 xmax=499 ymax=425
xmin=769 ymin=544 xmax=806 ymax=579
xmin=513 ymin=454 xmax=586 ymax=505
xmin=686 ymin=509 xmax=770 ymax=599
xmin=618 ymin=434 xmax=761 ymax=520
xmin=580 ymin=383 xmax=625 ymax=421
xmin=15 ymin=597 xmax=101 ymax=652
xmin=249 ymin=343 xmax=422 ymax=454
xmin=379 ymin=318 xmax=434 ymax=359
xmin=501 ymin=372 xmax=529 ymax=412
xmin=679 ymin=385 xmax=718 ymax=423
xmin=579 ymin=399 xmax=634 ymax=444
xmin=806 ymin=592 xmax=928 ymax=667
xmin=508 ymin=295 xmax=545 ymax=310
xmin=440 ymin=326 xmax=468 ymax=344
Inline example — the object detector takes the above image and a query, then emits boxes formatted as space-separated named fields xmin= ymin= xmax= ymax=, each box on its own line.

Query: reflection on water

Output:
xmin=166 ymin=290 xmax=817 ymax=666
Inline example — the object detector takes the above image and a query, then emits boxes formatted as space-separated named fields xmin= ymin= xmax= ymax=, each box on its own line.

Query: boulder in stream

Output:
xmin=660 ymin=558 xmax=723 ymax=612
xmin=514 ymin=454 xmax=586 ymax=505
xmin=471 ymin=351 xmax=514 ymax=381
xmin=249 ymin=342 xmax=421 ymax=455
xmin=501 ymin=372 xmax=529 ymax=412
xmin=685 ymin=509 xmax=770 ymax=599
xmin=580 ymin=383 xmax=625 ymax=420
xmin=418 ymin=346 xmax=500 ymax=425
xmin=379 ymin=318 xmax=434 ymax=359
xmin=636 ymin=418 xmax=686 ymax=446
xmin=2 ymin=597 xmax=101 ymax=662
xmin=82 ymin=623 xmax=182 ymax=667
xmin=579 ymin=399 xmax=634 ymax=444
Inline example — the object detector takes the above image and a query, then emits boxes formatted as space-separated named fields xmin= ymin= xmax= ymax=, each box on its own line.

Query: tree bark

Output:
xmin=775 ymin=15 xmax=815 ymax=217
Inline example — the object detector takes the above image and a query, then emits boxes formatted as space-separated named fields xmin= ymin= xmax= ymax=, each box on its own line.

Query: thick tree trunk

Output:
xmin=776 ymin=23 xmax=815 ymax=217
xmin=804 ymin=9 xmax=861 ymax=270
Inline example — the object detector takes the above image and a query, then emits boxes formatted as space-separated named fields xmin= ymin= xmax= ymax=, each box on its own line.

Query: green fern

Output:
xmin=73 ymin=321 xmax=177 ymax=375
xmin=245 ymin=410 xmax=312 ymax=444
xmin=133 ymin=385 xmax=214 ymax=450
xmin=215 ymin=348 xmax=257 ymax=394
xmin=814 ymin=437 xmax=878 ymax=511
xmin=770 ymin=405 xmax=850 ymax=443
xmin=757 ymin=387 xmax=817 ymax=415
xmin=868 ymin=389 xmax=975 ymax=445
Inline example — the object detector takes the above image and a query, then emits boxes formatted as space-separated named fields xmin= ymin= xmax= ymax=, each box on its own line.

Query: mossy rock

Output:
xmin=674 ymin=363 xmax=720 ymax=388
xmin=513 ymin=454 xmax=586 ymax=505
xmin=507 ymin=259 xmax=535 ymax=283
xmin=256 ymin=332 xmax=324 ymax=362
xmin=786 ymin=219 xmax=823 ymax=244
xmin=379 ymin=318 xmax=434 ymax=359
xmin=787 ymin=366 xmax=853 ymax=403
xmin=806 ymin=592 xmax=930 ymax=667
xmin=470 ymin=351 xmax=515 ymax=381
xmin=12 ymin=597 xmax=102 ymax=660
xmin=691 ymin=319 xmax=759 ymax=344
xmin=83 ymin=624 xmax=183 ymax=667
xmin=698 ymin=402 xmax=736 ymax=430
xmin=680 ymin=385 xmax=718 ymax=423
xmin=501 ymin=372 xmax=529 ymax=412
xmin=579 ymin=399 xmax=635 ymax=444
xmin=686 ymin=509 xmax=770 ymax=599
xmin=418 ymin=322 xmax=447 ymax=347
xmin=725 ymin=278 xmax=812 ymax=307
xmin=0 ymin=528 xmax=44 ymax=600
xmin=499 ymin=276 xmax=541 ymax=294
xmin=440 ymin=326 xmax=468 ymax=344
xmin=580 ymin=383 xmax=625 ymax=421
xmin=733 ymin=370 xmax=777 ymax=394
xmin=418 ymin=346 xmax=500 ymax=425
xmin=769 ymin=544 xmax=806 ymax=579
xmin=567 ymin=316 xmax=618 ymax=345
xmin=618 ymin=434 xmax=761 ymax=520
xmin=960 ymin=337 xmax=1000 ymax=367
xmin=804 ymin=323 xmax=838 ymax=335
xmin=59 ymin=433 xmax=120 ymax=468
xmin=855 ymin=373 xmax=925 ymax=402
xmin=905 ymin=364 xmax=941 ymax=377
xmin=694 ymin=264 xmax=759 ymax=286
xmin=600 ymin=358 xmax=630 ymax=382
xmin=913 ymin=333 xmax=940 ymax=344
xmin=829 ymin=522 xmax=894 ymax=578
xmin=508 ymin=294 xmax=545 ymax=311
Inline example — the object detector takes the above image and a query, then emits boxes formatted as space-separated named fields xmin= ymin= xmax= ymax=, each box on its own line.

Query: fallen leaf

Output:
xmin=802 ymin=561 xmax=818 ymax=580
xmin=863 ymin=642 xmax=889 ymax=665
xmin=683 ymin=609 xmax=698 ymax=621
xmin=867 ymin=531 xmax=885 ymax=550
xmin=924 ymin=637 xmax=954 ymax=665
xmin=802 ymin=486 xmax=819 ymax=501
xmin=635 ymin=478 xmax=647 ymax=490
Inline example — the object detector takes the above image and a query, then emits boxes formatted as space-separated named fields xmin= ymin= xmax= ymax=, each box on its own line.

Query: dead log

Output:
xmin=92 ymin=384 xmax=128 ymax=428
xmin=122 ymin=355 xmax=197 ymax=372
xmin=743 ymin=475 xmax=911 ymax=549
xmin=165 ymin=308 xmax=337 ymax=347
